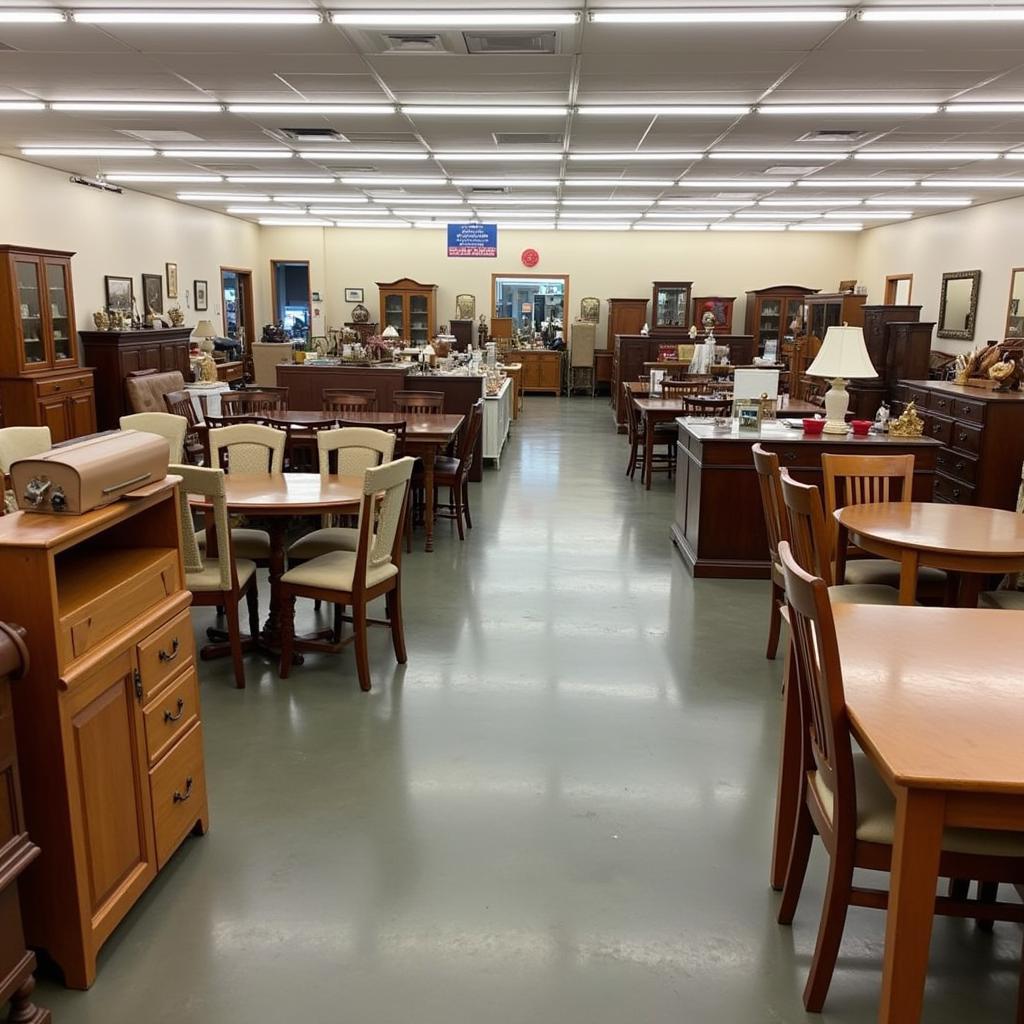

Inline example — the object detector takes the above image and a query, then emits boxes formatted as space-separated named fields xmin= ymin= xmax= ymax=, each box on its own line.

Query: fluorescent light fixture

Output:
xmin=306 ymin=207 xmax=392 ymax=215
xmin=259 ymin=218 xmax=334 ymax=226
xmin=228 ymin=206 xmax=296 ymax=214
xmin=657 ymin=199 xmax=752 ymax=207
xmin=229 ymin=103 xmax=396 ymax=114
xmin=643 ymin=210 xmax=730 ymax=218
xmin=565 ymin=177 xmax=674 ymax=186
xmin=470 ymin=198 xmax=558 ymax=205
xmin=273 ymin=194 xmax=368 ymax=202
xmin=824 ymin=210 xmax=912 ymax=219
xmin=556 ymin=223 xmax=634 ymax=230
xmin=1002 ymin=153 xmax=1024 ymax=160
xmin=401 ymin=105 xmax=568 ymax=116
xmin=299 ymin=150 xmax=428 ymax=160
xmin=758 ymin=197 xmax=862 ymax=206
xmin=342 ymin=176 xmax=448 ymax=185
xmin=0 ymin=101 xmax=46 ymax=110
xmin=859 ymin=6 xmax=1024 ymax=21
xmin=106 ymin=173 xmax=224 ymax=182
xmin=789 ymin=222 xmax=863 ymax=231
xmin=73 ymin=9 xmax=323 ymax=24
xmin=734 ymin=211 xmax=822 ymax=219
xmin=490 ymin=222 xmax=557 ymax=229
xmin=923 ymin=178 xmax=1024 ymax=187
xmin=854 ymin=151 xmax=998 ymax=161
xmin=591 ymin=7 xmax=847 ymax=22
xmin=760 ymin=103 xmax=939 ymax=115
xmin=0 ymin=9 xmax=64 ymax=22
xmin=559 ymin=211 xmax=644 ymax=219
xmin=561 ymin=198 xmax=654 ymax=206
xmin=163 ymin=149 xmax=293 ymax=159
xmin=578 ymin=105 xmax=750 ymax=116
xmin=677 ymin=178 xmax=794 ymax=188
xmin=383 ymin=197 xmax=467 ymax=205
xmin=433 ymin=152 xmax=562 ymax=162
xmin=331 ymin=10 xmax=579 ymax=26
xmin=866 ymin=197 xmax=971 ymax=206
xmin=710 ymin=222 xmax=787 ymax=231
xmin=379 ymin=208 xmax=480 ymax=217
xmin=178 ymin=192 xmax=270 ymax=201
xmin=569 ymin=151 xmax=703 ymax=161
xmin=228 ymin=176 xmax=335 ymax=184
xmin=709 ymin=150 xmax=850 ymax=160
xmin=336 ymin=219 xmax=408 ymax=227
xmin=796 ymin=178 xmax=917 ymax=187
xmin=451 ymin=178 xmax=556 ymax=187
xmin=51 ymin=101 xmax=222 ymax=113
xmin=22 ymin=146 xmax=157 ymax=157
xmin=946 ymin=103 xmax=1024 ymax=113
xmin=634 ymin=223 xmax=709 ymax=231
xmin=463 ymin=209 xmax=545 ymax=218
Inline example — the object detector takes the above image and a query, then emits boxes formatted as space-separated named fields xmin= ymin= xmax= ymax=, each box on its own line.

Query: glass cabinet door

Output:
xmin=409 ymin=293 xmax=429 ymax=343
xmin=758 ymin=298 xmax=781 ymax=343
xmin=784 ymin=298 xmax=806 ymax=338
xmin=15 ymin=258 xmax=48 ymax=369
xmin=383 ymin=293 xmax=404 ymax=333
xmin=45 ymin=260 xmax=73 ymax=363
xmin=655 ymin=287 xmax=689 ymax=329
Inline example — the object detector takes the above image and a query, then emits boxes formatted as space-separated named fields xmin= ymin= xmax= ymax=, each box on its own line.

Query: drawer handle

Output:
xmin=955 ymin=461 xmax=966 ymax=472
xmin=952 ymin=487 xmax=961 ymax=499
xmin=53 ymin=384 xmax=61 ymax=392
xmin=163 ymin=698 xmax=185 ymax=723
xmin=958 ymin=431 xmax=969 ymax=443
xmin=173 ymin=777 xmax=194 ymax=803
xmin=936 ymin=399 xmax=946 ymax=408
xmin=782 ymin=450 xmax=797 ymax=462
xmin=158 ymin=638 xmax=180 ymax=663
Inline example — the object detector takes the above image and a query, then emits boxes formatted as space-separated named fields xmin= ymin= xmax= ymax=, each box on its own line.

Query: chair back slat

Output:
xmin=752 ymin=443 xmax=789 ymax=564
xmin=779 ymin=469 xmax=835 ymax=585
xmin=822 ymin=453 xmax=915 ymax=555
xmin=170 ymin=463 xmax=236 ymax=591
xmin=352 ymin=457 xmax=416 ymax=588
xmin=220 ymin=389 xmax=288 ymax=418
xmin=323 ymin=389 xmax=378 ymax=414
xmin=208 ymin=423 xmax=286 ymax=474
xmin=393 ymin=390 xmax=445 ymax=415
xmin=680 ymin=395 xmax=732 ymax=418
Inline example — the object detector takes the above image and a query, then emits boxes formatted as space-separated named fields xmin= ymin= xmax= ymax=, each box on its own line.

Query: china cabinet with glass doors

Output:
xmin=744 ymin=285 xmax=818 ymax=357
xmin=377 ymin=278 xmax=438 ymax=345
xmin=651 ymin=281 xmax=693 ymax=335
xmin=0 ymin=246 xmax=96 ymax=441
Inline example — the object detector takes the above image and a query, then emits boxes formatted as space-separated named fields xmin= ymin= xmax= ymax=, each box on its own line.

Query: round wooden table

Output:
xmin=835 ymin=501 xmax=1024 ymax=606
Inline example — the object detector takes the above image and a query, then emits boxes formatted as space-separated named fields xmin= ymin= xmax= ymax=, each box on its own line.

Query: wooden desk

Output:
xmin=836 ymin=501 xmax=1024 ymax=606
xmin=672 ymin=421 xmax=941 ymax=579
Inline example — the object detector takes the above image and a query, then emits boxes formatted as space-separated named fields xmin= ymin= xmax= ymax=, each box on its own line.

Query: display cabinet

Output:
xmin=605 ymin=298 xmax=648 ymax=350
xmin=377 ymin=278 xmax=437 ymax=345
xmin=651 ymin=281 xmax=693 ymax=335
xmin=805 ymin=292 xmax=866 ymax=341
xmin=692 ymin=295 xmax=735 ymax=333
xmin=744 ymin=285 xmax=818 ymax=356
xmin=0 ymin=246 xmax=96 ymax=441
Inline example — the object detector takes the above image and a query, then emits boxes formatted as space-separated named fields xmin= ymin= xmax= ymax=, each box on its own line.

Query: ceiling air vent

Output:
xmin=119 ymin=129 xmax=205 ymax=143
xmin=381 ymin=32 xmax=447 ymax=51
xmin=797 ymin=129 xmax=871 ymax=144
xmin=493 ymin=132 xmax=564 ymax=146
xmin=464 ymin=31 xmax=558 ymax=53
xmin=342 ymin=132 xmax=422 ymax=144
xmin=469 ymin=186 xmax=510 ymax=194
xmin=278 ymin=127 xmax=347 ymax=141
xmin=766 ymin=164 xmax=826 ymax=176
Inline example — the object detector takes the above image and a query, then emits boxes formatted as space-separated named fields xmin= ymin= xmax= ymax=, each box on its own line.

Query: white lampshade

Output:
xmin=193 ymin=319 xmax=217 ymax=340
xmin=382 ymin=325 xmax=400 ymax=340
xmin=806 ymin=325 xmax=877 ymax=379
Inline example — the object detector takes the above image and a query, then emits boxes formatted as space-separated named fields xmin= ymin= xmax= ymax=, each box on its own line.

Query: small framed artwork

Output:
xmin=838 ymin=279 xmax=857 ymax=293
xmin=104 ymin=275 xmax=133 ymax=313
xmin=165 ymin=262 xmax=178 ymax=299
xmin=344 ymin=287 xmax=363 ymax=302
xmin=141 ymin=273 xmax=163 ymax=315
xmin=194 ymin=279 xmax=208 ymax=311
xmin=735 ymin=399 xmax=763 ymax=429
xmin=311 ymin=290 xmax=322 ymax=302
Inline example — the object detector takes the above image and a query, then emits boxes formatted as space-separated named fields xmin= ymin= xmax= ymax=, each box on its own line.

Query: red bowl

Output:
xmin=802 ymin=418 xmax=825 ymax=435
xmin=851 ymin=419 xmax=873 ymax=436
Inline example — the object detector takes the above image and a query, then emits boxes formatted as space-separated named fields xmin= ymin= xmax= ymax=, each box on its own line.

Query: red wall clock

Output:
xmin=521 ymin=248 xmax=540 ymax=268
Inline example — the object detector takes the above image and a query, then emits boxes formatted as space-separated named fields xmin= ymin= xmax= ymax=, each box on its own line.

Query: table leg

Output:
xmin=261 ymin=519 xmax=289 ymax=644
xmin=956 ymin=573 xmax=983 ymax=608
xmin=424 ymin=442 xmax=436 ymax=552
xmin=877 ymin=787 xmax=944 ymax=1024
xmin=899 ymin=549 xmax=919 ymax=605
xmin=644 ymin=415 xmax=654 ymax=490
xmin=771 ymin=638 xmax=801 ymax=891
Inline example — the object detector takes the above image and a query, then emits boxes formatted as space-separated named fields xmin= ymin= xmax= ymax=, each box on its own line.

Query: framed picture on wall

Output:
xmin=194 ymin=279 xmax=208 ymax=311
xmin=141 ymin=273 xmax=163 ymax=315
xmin=104 ymin=275 xmax=133 ymax=313
xmin=166 ymin=262 xmax=178 ymax=299
xmin=344 ymin=287 xmax=363 ymax=302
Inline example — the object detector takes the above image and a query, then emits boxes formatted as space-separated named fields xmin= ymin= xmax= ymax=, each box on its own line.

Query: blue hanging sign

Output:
xmin=447 ymin=222 xmax=498 ymax=258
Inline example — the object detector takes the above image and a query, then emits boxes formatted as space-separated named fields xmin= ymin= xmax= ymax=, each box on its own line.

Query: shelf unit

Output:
xmin=651 ymin=281 xmax=693 ymax=335
xmin=377 ymin=278 xmax=437 ymax=345
xmin=744 ymin=285 xmax=818 ymax=357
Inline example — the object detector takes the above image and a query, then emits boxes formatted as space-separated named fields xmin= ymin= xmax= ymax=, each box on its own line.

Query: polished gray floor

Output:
xmin=38 ymin=398 xmax=1020 ymax=1022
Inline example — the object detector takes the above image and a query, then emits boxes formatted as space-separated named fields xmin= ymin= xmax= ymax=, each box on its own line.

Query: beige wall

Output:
xmin=0 ymin=154 xmax=260 ymax=332
xmin=257 ymin=226 xmax=860 ymax=340
xmin=855 ymin=196 xmax=1024 ymax=352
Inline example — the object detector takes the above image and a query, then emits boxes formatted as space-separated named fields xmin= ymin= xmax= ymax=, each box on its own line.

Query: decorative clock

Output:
xmin=521 ymin=248 xmax=539 ymax=268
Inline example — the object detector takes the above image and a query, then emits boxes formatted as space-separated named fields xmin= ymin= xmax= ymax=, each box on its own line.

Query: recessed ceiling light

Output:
xmin=559 ymin=211 xmax=643 ymax=218
xmin=383 ymin=197 xmax=467 ymax=204
xmin=710 ymin=222 xmax=787 ymax=230
xmin=401 ymin=105 xmax=568 ymax=116
xmin=859 ymin=6 xmax=1024 ymax=20
xmin=561 ymin=198 xmax=654 ymax=206
xmin=464 ymin=210 xmax=544 ymax=218
xmin=51 ymin=101 xmax=223 ymax=113
xmin=336 ymin=219 xmax=408 ymax=227
xmin=923 ymin=178 xmax=1024 ymax=187
xmin=634 ymin=223 xmax=709 ymax=231
xmin=228 ymin=175 xmax=335 ymax=183
xmin=758 ymin=197 xmax=862 ymax=206
xmin=433 ymin=152 xmax=562 ymax=161
xmin=451 ymin=178 xmax=556 ymax=187
xmin=789 ymin=222 xmax=862 ymax=230
xmin=866 ymin=197 xmax=971 ymax=206
xmin=677 ymin=178 xmax=794 ymax=188
xmin=379 ymin=208 xmax=476 ymax=217
xmin=946 ymin=103 xmax=1024 ymax=114
xmin=229 ymin=103 xmax=396 ymax=114
xmin=565 ymin=177 xmax=675 ymax=186
xmin=273 ymin=194 xmax=369 ymax=203
xmin=709 ymin=150 xmax=849 ymax=160
xmin=0 ymin=9 xmax=64 ymax=22
xmin=569 ymin=151 xmax=703 ymax=161
xmin=591 ymin=7 xmax=847 ymax=22
xmin=259 ymin=218 xmax=335 ymax=226
xmin=106 ymin=173 xmax=224 ymax=182
xmin=795 ymin=178 xmax=918 ymax=187
xmin=72 ymin=9 xmax=323 ymax=24
xmin=162 ymin=149 xmax=294 ymax=159
xmin=22 ymin=146 xmax=157 ymax=157
xmin=297 ymin=150 xmax=428 ymax=160
xmin=342 ymin=176 xmax=448 ymax=185
xmin=824 ymin=210 xmax=912 ymax=219
xmin=578 ymin=105 xmax=750 ymax=116
xmin=759 ymin=104 xmax=939 ymax=115
xmin=657 ymin=199 xmax=753 ymax=207
xmin=854 ymin=151 xmax=999 ymax=161
xmin=0 ymin=101 xmax=46 ymax=110
xmin=179 ymin=192 xmax=270 ymax=201
xmin=331 ymin=10 xmax=579 ymax=26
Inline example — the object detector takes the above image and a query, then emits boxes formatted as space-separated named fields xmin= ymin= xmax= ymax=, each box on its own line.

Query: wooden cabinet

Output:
xmin=377 ymin=278 xmax=437 ymax=345
xmin=605 ymin=298 xmax=648 ymax=351
xmin=651 ymin=281 xmax=692 ymax=335
xmin=0 ymin=246 xmax=97 ymax=442
xmin=343 ymin=321 xmax=378 ymax=343
xmin=692 ymin=295 xmax=735 ymax=333
xmin=80 ymin=327 xmax=193 ymax=430
xmin=805 ymin=292 xmax=866 ymax=340
xmin=0 ymin=482 xmax=208 ymax=989
xmin=511 ymin=350 xmax=562 ymax=394
xmin=744 ymin=285 xmax=818 ymax=357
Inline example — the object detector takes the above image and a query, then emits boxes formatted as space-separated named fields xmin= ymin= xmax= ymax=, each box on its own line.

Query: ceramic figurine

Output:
xmin=989 ymin=354 xmax=1023 ymax=391
xmin=351 ymin=303 xmax=370 ymax=324
xmin=93 ymin=310 xmax=109 ymax=330
xmin=167 ymin=305 xmax=185 ymax=326
xmin=640 ymin=323 xmax=650 ymax=337
xmin=889 ymin=400 xmax=925 ymax=437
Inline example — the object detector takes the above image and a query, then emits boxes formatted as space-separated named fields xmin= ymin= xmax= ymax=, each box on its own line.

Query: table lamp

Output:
xmin=806 ymin=324 xmax=877 ymax=434
xmin=193 ymin=319 xmax=217 ymax=355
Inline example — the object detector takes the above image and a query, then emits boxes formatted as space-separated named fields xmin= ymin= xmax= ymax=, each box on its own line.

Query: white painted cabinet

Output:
xmin=483 ymin=378 xmax=512 ymax=468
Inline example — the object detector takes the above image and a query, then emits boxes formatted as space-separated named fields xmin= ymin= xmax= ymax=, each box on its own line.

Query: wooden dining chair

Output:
xmin=662 ymin=378 xmax=711 ymax=396
xmin=278 ymin=457 xmax=416 ymax=692
xmin=172 ymin=463 xmax=259 ymax=688
xmin=752 ymin=444 xmax=788 ymax=659
xmin=221 ymin=389 xmax=288 ymax=418
xmin=0 ymin=426 xmax=51 ymax=514
xmin=680 ymin=394 xmax=732 ymax=418
xmin=162 ymin=390 xmax=206 ymax=464
xmin=393 ymin=390 xmax=445 ymax=415
xmin=119 ymin=412 xmax=187 ymax=463
xmin=322 ymin=389 xmax=378 ymax=414
xmin=622 ymin=381 xmax=672 ymax=482
xmin=776 ymin=539 xmax=1024 ymax=1013
xmin=433 ymin=398 xmax=484 ymax=541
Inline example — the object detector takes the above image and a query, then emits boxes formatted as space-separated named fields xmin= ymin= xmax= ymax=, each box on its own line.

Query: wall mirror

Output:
xmin=1006 ymin=267 xmax=1024 ymax=339
xmin=937 ymin=270 xmax=981 ymax=340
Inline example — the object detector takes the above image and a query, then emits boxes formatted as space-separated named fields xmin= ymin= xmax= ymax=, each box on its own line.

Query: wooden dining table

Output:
xmin=836 ymin=501 xmax=1024 ymax=606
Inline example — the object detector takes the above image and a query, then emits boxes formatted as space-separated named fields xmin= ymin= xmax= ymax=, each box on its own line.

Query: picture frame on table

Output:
xmin=838 ymin=279 xmax=857 ymax=293
xmin=104 ymin=275 xmax=133 ymax=313
xmin=344 ymin=287 xmax=363 ymax=302
xmin=141 ymin=273 xmax=163 ymax=315
xmin=165 ymin=262 xmax=178 ymax=299
xmin=194 ymin=279 xmax=208 ymax=311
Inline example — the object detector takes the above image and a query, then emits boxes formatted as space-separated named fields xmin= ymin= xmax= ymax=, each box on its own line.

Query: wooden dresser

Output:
xmin=509 ymin=350 xmax=562 ymax=394
xmin=0 ymin=480 xmax=208 ymax=988
xmin=0 ymin=621 xmax=49 ymax=1023
xmin=897 ymin=380 xmax=1024 ymax=510
xmin=80 ymin=326 xmax=193 ymax=430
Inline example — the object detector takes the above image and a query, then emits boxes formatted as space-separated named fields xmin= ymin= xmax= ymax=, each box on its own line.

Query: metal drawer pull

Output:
xmin=173 ymin=777 xmax=194 ymax=803
xmin=959 ymin=432 xmax=969 ymax=443
xmin=158 ymin=638 xmax=180 ymax=663
xmin=952 ymin=488 xmax=961 ymax=499
xmin=163 ymin=698 xmax=185 ymax=723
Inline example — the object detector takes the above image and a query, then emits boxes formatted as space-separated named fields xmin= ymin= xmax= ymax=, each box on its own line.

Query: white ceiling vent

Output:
xmin=493 ymin=132 xmax=563 ymax=146
xmin=119 ymin=129 xmax=205 ymax=143
xmin=766 ymin=164 xmax=826 ymax=176
xmin=464 ymin=31 xmax=558 ymax=54
xmin=797 ymin=129 xmax=871 ymax=144
xmin=277 ymin=127 xmax=347 ymax=142
xmin=380 ymin=32 xmax=447 ymax=52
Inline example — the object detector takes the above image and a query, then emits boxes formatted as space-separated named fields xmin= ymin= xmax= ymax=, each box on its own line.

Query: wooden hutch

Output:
xmin=805 ymin=292 xmax=867 ymax=339
xmin=605 ymin=298 xmax=648 ymax=350
xmin=692 ymin=295 xmax=735 ymax=333
xmin=377 ymin=278 xmax=437 ymax=345
xmin=651 ymin=281 xmax=693 ymax=335
xmin=0 ymin=246 xmax=96 ymax=442
xmin=744 ymin=285 xmax=818 ymax=357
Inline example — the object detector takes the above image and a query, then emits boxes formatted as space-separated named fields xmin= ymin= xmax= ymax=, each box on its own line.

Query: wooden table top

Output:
xmin=834 ymin=604 xmax=1024 ymax=792
xmin=333 ymin=411 xmax=464 ymax=439
xmin=836 ymin=501 xmax=1024 ymax=558
xmin=634 ymin=394 xmax=819 ymax=416
xmin=190 ymin=473 xmax=363 ymax=514
xmin=266 ymin=411 xmax=338 ymax=426
xmin=676 ymin=419 xmax=944 ymax=446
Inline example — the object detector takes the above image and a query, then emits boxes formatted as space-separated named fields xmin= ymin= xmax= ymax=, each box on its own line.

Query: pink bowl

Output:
xmin=802 ymin=418 xmax=825 ymax=435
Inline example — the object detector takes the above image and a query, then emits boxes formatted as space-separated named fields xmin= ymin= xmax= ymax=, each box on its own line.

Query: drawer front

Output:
xmin=150 ymin=722 xmax=206 ymax=869
xmin=904 ymin=384 xmax=929 ymax=407
xmin=934 ymin=472 xmax=976 ymax=505
xmin=949 ymin=419 xmax=983 ymax=456
xmin=923 ymin=413 xmax=952 ymax=446
xmin=36 ymin=374 xmax=91 ymax=397
xmin=934 ymin=446 xmax=979 ymax=486
xmin=926 ymin=390 xmax=956 ymax=417
xmin=137 ymin=608 xmax=195 ymax=703
xmin=953 ymin=397 xmax=986 ymax=424
xmin=0 ymin=681 xmax=18 ymax=848
xmin=763 ymin=445 xmax=826 ymax=471
xmin=143 ymin=668 xmax=199 ymax=767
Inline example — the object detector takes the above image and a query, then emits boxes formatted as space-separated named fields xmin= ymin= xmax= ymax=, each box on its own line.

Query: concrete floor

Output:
xmin=37 ymin=398 xmax=1021 ymax=1023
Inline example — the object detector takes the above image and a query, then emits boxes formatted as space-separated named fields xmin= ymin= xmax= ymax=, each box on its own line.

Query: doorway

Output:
xmin=271 ymin=260 xmax=312 ymax=342
xmin=884 ymin=274 xmax=913 ymax=304
xmin=220 ymin=266 xmax=255 ymax=345
xmin=491 ymin=273 xmax=569 ymax=341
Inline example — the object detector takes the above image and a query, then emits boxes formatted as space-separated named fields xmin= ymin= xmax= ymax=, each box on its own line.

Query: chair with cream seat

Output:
xmin=0 ymin=426 xmax=51 ymax=514
xmin=278 ymin=456 xmax=415 ymax=692
xmin=119 ymin=412 xmax=187 ymax=463
xmin=776 ymin=539 xmax=1024 ymax=1013
xmin=171 ymin=463 xmax=259 ymax=688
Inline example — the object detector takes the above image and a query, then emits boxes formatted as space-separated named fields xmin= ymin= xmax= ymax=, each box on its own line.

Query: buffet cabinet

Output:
xmin=80 ymin=326 xmax=193 ymax=429
xmin=898 ymin=380 xmax=1024 ymax=511
xmin=0 ymin=481 xmax=208 ymax=989
xmin=605 ymin=298 xmax=648 ymax=351
xmin=744 ymin=285 xmax=818 ymax=356
xmin=511 ymin=350 xmax=562 ymax=394
xmin=377 ymin=278 xmax=437 ymax=345
xmin=0 ymin=245 xmax=97 ymax=442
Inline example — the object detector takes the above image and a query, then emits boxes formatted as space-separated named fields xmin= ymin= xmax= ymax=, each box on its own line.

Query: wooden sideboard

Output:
xmin=898 ymin=379 xmax=1024 ymax=510
xmin=278 ymin=362 xmax=409 ymax=411
xmin=0 ymin=480 xmax=208 ymax=988
xmin=80 ymin=327 xmax=193 ymax=429
xmin=0 ymin=621 xmax=48 ymax=1024
xmin=509 ymin=350 xmax=562 ymax=394
xmin=404 ymin=374 xmax=485 ymax=481
xmin=671 ymin=420 xmax=941 ymax=578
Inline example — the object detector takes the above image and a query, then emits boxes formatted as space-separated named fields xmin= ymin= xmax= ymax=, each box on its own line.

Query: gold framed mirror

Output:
xmin=1005 ymin=267 xmax=1024 ymax=339
xmin=937 ymin=270 xmax=981 ymax=341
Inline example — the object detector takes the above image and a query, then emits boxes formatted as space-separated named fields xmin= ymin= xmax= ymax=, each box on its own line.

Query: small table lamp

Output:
xmin=806 ymin=324 xmax=877 ymax=434
xmin=193 ymin=319 xmax=217 ymax=355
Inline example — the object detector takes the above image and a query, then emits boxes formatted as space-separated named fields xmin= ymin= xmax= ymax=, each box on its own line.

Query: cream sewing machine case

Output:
xmin=10 ymin=430 xmax=170 ymax=514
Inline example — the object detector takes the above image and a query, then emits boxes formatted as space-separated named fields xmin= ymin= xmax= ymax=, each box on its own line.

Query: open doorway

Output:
xmin=884 ymin=274 xmax=913 ymax=304
xmin=492 ymin=273 xmax=569 ymax=343
xmin=220 ymin=266 xmax=255 ymax=346
xmin=271 ymin=259 xmax=311 ymax=342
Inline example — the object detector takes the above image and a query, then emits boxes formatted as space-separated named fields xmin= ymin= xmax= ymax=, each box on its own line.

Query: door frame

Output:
xmin=491 ymin=272 xmax=570 ymax=329
xmin=219 ymin=265 xmax=255 ymax=346
xmin=269 ymin=259 xmax=312 ymax=331
xmin=884 ymin=274 xmax=914 ymax=304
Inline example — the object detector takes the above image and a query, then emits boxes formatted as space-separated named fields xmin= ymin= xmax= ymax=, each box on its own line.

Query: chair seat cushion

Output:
xmin=199 ymin=527 xmax=270 ymax=561
xmin=812 ymin=752 xmax=1024 ymax=856
xmin=843 ymin=557 xmax=946 ymax=589
xmin=187 ymin=557 xmax=256 ymax=593
xmin=433 ymin=455 xmax=461 ymax=476
xmin=828 ymin=583 xmax=903 ymax=606
xmin=980 ymin=589 xmax=1024 ymax=610
xmin=281 ymin=550 xmax=398 ymax=592
xmin=287 ymin=527 xmax=358 ymax=560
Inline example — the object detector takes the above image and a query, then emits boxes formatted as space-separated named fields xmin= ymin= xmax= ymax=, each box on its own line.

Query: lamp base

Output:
xmin=822 ymin=376 xmax=851 ymax=434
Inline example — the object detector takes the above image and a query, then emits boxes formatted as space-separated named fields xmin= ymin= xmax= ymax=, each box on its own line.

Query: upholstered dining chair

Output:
xmin=278 ymin=456 xmax=416 ymax=692
xmin=752 ymin=443 xmax=788 ymax=659
xmin=775 ymin=539 xmax=1024 ymax=1013
xmin=171 ymin=463 xmax=259 ymax=688
xmin=433 ymin=398 xmax=483 ymax=541
xmin=322 ymin=389 xmax=378 ymax=414
xmin=393 ymin=390 xmax=445 ymax=415
xmin=0 ymin=426 xmax=51 ymax=514
xmin=162 ymin=389 xmax=206 ymax=464
xmin=119 ymin=412 xmax=187 ymax=463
